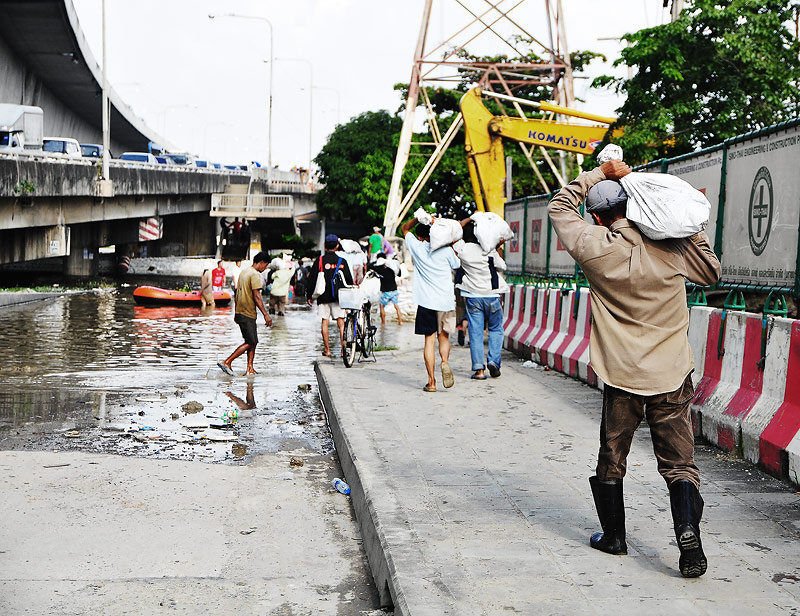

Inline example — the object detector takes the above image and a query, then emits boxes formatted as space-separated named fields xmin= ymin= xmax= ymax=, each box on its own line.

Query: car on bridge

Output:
xmin=120 ymin=152 xmax=158 ymax=164
xmin=80 ymin=143 xmax=104 ymax=158
xmin=43 ymin=137 xmax=82 ymax=159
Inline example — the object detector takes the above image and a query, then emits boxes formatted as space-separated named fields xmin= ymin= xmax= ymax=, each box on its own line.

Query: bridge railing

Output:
xmin=210 ymin=193 xmax=294 ymax=218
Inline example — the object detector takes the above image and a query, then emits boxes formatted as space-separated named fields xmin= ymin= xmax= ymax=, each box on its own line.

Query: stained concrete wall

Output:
xmin=0 ymin=34 xmax=127 ymax=153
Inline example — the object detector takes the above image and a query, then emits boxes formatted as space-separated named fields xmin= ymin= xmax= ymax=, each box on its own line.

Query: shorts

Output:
xmin=380 ymin=290 xmax=400 ymax=306
xmin=234 ymin=313 xmax=258 ymax=345
xmin=415 ymin=306 xmax=456 ymax=337
xmin=318 ymin=301 xmax=345 ymax=321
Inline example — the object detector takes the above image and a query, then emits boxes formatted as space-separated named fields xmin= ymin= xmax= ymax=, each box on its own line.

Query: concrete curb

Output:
xmin=0 ymin=291 xmax=66 ymax=307
xmin=315 ymin=360 xmax=409 ymax=615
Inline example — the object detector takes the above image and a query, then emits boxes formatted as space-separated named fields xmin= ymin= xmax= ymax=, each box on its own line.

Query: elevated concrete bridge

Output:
xmin=0 ymin=0 xmax=321 ymax=275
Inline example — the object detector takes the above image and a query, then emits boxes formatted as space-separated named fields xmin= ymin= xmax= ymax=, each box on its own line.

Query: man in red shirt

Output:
xmin=211 ymin=260 xmax=226 ymax=292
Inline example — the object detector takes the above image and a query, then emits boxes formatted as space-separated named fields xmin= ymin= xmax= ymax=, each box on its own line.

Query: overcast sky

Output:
xmin=71 ymin=0 xmax=672 ymax=168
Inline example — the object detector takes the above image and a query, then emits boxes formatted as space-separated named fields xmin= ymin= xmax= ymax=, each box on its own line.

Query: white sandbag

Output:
xmin=414 ymin=207 xmax=433 ymax=225
xmin=595 ymin=143 xmax=710 ymax=240
xmin=597 ymin=144 xmax=623 ymax=164
xmin=620 ymin=173 xmax=710 ymax=240
xmin=429 ymin=218 xmax=463 ymax=252
xmin=470 ymin=211 xmax=515 ymax=253
xmin=338 ymin=238 xmax=362 ymax=254
xmin=269 ymin=257 xmax=283 ymax=271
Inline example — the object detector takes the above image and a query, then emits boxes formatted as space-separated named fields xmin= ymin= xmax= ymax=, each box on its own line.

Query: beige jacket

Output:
xmin=548 ymin=167 xmax=721 ymax=395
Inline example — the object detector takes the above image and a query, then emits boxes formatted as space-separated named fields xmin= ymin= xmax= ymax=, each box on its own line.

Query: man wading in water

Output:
xmin=218 ymin=252 xmax=272 ymax=376
xmin=548 ymin=160 xmax=720 ymax=578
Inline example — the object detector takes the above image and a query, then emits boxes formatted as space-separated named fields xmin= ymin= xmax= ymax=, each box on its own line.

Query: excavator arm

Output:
xmin=460 ymin=87 xmax=621 ymax=216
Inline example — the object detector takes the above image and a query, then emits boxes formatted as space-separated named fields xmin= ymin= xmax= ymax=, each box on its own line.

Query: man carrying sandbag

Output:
xmin=548 ymin=160 xmax=721 ymax=578
xmin=401 ymin=215 xmax=461 ymax=392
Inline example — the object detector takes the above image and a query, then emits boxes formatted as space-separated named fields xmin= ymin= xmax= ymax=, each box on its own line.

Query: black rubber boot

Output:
xmin=589 ymin=476 xmax=627 ymax=555
xmin=669 ymin=479 xmax=708 ymax=577
xmin=669 ymin=479 xmax=707 ymax=578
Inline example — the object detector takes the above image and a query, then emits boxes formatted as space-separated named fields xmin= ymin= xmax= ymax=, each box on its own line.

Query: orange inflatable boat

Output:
xmin=133 ymin=286 xmax=232 ymax=306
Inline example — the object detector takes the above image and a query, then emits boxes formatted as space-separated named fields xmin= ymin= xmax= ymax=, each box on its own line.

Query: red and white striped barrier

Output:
xmin=693 ymin=311 xmax=764 ymax=452
xmin=502 ymin=288 xmax=800 ymax=487
xmin=503 ymin=285 xmax=523 ymax=348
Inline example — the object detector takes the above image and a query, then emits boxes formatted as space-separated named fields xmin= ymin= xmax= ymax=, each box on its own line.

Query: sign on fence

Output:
xmin=720 ymin=126 xmax=800 ymax=288
xmin=526 ymin=196 xmax=549 ymax=275
xmin=504 ymin=201 xmax=524 ymax=271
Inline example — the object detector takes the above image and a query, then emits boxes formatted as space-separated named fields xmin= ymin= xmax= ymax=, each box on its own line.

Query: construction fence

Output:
xmin=504 ymin=117 xmax=800 ymax=298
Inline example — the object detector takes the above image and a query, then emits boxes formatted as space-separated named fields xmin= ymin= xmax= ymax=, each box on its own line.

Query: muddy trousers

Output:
xmin=596 ymin=374 xmax=699 ymax=487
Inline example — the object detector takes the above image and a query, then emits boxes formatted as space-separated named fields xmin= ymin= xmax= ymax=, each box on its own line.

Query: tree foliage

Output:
xmin=593 ymin=0 xmax=800 ymax=165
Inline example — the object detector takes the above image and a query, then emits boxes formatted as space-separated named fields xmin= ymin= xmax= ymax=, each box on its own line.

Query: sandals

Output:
xmin=423 ymin=384 xmax=437 ymax=393
xmin=217 ymin=361 xmax=234 ymax=376
xmin=471 ymin=372 xmax=487 ymax=380
xmin=441 ymin=363 xmax=455 ymax=388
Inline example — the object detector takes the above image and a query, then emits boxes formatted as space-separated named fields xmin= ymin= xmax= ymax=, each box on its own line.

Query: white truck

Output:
xmin=0 ymin=104 xmax=44 ymax=152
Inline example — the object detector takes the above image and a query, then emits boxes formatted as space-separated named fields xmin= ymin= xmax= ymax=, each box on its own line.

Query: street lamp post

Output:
xmin=101 ymin=0 xmax=110 ymax=180
xmin=278 ymin=57 xmax=313 ymax=171
xmin=208 ymin=13 xmax=273 ymax=171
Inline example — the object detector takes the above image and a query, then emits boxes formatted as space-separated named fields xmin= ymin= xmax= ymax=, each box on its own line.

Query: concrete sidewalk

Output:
xmin=317 ymin=340 xmax=800 ymax=615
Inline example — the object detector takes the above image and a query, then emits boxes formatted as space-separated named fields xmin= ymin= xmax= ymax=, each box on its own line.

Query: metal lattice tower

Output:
xmin=383 ymin=0 xmax=578 ymax=236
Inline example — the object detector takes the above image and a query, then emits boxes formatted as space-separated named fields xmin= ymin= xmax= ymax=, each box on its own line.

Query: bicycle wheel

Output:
xmin=342 ymin=312 xmax=358 ymax=368
xmin=361 ymin=306 xmax=375 ymax=359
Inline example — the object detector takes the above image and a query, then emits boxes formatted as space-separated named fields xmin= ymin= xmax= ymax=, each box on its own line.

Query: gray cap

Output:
xmin=586 ymin=180 xmax=627 ymax=213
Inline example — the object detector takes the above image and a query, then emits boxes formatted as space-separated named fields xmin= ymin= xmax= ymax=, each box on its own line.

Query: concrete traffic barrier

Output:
xmin=696 ymin=310 xmax=764 ymax=452
xmin=743 ymin=319 xmax=800 ymax=479
xmin=507 ymin=285 xmax=534 ymax=355
xmin=550 ymin=290 xmax=580 ymax=373
xmin=502 ymin=284 xmax=522 ymax=348
xmin=542 ymin=289 xmax=573 ymax=368
xmin=518 ymin=286 xmax=547 ymax=359
xmin=530 ymin=289 xmax=560 ymax=364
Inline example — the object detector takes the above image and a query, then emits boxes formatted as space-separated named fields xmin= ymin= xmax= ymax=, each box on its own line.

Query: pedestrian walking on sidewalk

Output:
xmin=217 ymin=252 xmax=272 ymax=376
xmin=369 ymin=253 xmax=403 ymax=326
xmin=453 ymin=220 xmax=509 ymax=380
xmin=401 ymin=217 xmax=460 ymax=392
xmin=548 ymin=160 xmax=721 ymax=578
xmin=306 ymin=235 xmax=353 ymax=357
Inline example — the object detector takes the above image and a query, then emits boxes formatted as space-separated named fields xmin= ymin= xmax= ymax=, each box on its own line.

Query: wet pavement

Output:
xmin=0 ymin=285 xmax=400 ymax=463
xmin=0 ymin=283 xmax=404 ymax=614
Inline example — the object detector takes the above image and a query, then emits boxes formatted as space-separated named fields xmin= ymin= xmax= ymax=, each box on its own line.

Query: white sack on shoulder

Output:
xmin=620 ymin=172 xmax=710 ymax=240
xmin=597 ymin=144 xmax=623 ymax=164
xmin=338 ymin=238 xmax=362 ymax=254
xmin=414 ymin=207 xmax=433 ymax=225
xmin=429 ymin=218 xmax=463 ymax=252
xmin=269 ymin=257 xmax=283 ymax=271
xmin=470 ymin=211 xmax=515 ymax=252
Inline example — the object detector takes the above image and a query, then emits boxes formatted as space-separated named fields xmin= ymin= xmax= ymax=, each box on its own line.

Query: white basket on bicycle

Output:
xmin=338 ymin=287 xmax=366 ymax=310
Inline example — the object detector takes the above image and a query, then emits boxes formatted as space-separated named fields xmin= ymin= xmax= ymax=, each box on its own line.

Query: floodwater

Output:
xmin=0 ymin=285 xmax=400 ymax=463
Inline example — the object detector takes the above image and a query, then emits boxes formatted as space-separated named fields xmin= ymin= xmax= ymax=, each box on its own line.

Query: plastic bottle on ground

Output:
xmin=332 ymin=478 xmax=351 ymax=495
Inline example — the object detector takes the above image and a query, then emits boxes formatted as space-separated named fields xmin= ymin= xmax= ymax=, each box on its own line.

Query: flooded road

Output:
xmin=0 ymin=285 xmax=398 ymax=463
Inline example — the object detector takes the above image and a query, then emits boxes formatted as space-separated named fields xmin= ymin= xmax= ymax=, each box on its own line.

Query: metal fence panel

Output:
xmin=720 ymin=125 xmax=800 ymax=288
xmin=504 ymin=200 xmax=524 ymax=272
xmin=524 ymin=196 xmax=549 ymax=275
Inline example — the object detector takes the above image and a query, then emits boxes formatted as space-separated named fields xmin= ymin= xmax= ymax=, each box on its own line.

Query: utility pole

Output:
xmin=101 ymin=0 xmax=109 ymax=181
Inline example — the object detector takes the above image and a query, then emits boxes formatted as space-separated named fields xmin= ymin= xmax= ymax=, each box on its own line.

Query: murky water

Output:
xmin=0 ymin=286 xmax=400 ymax=463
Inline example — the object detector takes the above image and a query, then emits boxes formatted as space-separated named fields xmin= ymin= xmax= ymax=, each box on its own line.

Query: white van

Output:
xmin=43 ymin=137 xmax=82 ymax=159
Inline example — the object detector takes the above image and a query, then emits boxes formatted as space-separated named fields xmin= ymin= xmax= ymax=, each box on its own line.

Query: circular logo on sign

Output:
xmin=748 ymin=166 xmax=773 ymax=256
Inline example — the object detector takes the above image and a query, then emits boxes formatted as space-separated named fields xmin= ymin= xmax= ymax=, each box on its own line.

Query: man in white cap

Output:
xmin=548 ymin=160 xmax=721 ymax=578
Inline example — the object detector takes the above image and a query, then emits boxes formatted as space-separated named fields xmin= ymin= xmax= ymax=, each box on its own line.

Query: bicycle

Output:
xmin=338 ymin=272 xmax=380 ymax=368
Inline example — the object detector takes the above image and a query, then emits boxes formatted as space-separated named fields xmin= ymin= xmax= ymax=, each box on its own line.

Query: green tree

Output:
xmin=314 ymin=110 xmax=403 ymax=223
xmin=593 ymin=0 xmax=800 ymax=165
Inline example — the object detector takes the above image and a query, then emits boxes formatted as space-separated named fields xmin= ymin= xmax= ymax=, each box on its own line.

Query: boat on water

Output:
xmin=133 ymin=286 xmax=232 ymax=307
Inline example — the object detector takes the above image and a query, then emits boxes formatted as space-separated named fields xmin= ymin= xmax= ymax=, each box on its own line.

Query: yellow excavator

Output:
xmin=460 ymin=87 xmax=621 ymax=216
xmin=384 ymin=87 xmax=620 ymax=234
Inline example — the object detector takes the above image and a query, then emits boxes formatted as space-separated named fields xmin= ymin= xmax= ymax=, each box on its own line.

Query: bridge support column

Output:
xmin=63 ymin=225 xmax=98 ymax=278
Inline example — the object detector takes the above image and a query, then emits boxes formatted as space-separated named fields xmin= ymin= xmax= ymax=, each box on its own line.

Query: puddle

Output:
xmin=0 ymin=286 xmax=403 ymax=463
